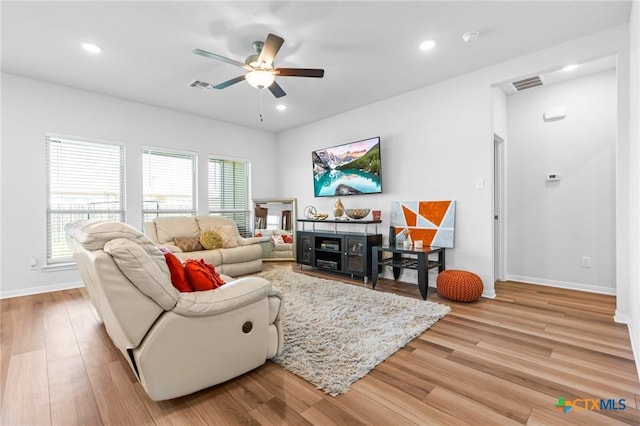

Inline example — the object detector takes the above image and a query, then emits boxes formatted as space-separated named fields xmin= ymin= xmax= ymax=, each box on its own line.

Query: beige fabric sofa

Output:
xmin=144 ymin=216 xmax=263 ymax=276
xmin=255 ymin=229 xmax=295 ymax=259
xmin=65 ymin=220 xmax=283 ymax=401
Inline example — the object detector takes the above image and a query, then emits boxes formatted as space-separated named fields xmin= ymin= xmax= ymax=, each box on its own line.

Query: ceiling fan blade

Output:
xmin=268 ymin=81 xmax=286 ymax=98
xmin=212 ymin=75 xmax=246 ymax=89
xmin=193 ymin=48 xmax=251 ymax=70
xmin=276 ymin=68 xmax=325 ymax=78
xmin=258 ymin=33 xmax=284 ymax=66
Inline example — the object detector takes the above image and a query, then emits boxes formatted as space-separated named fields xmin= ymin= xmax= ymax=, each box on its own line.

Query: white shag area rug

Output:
xmin=259 ymin=269 xmax=451 ymax=396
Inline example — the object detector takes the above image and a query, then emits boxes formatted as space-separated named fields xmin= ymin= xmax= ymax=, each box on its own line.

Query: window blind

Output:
xmin=208 ymin=157 xmax=250 ymax=237
xmin=46 ymin=136 xmax=125 ymax=263
xmin=142 ymin=148 xmax=196 ymax=223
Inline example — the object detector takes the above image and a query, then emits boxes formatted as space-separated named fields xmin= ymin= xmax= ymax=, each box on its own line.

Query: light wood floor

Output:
xmin=2 ymin=262 xmax=639 ymax=425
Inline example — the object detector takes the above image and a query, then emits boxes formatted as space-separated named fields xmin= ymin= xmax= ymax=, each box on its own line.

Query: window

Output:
xmin=266 ymin=214 xmax=280 ymax=230
xmin=208 ymin=157 xmax=250 ymax=237
xmin=46 ymin=136 xmax=125 ymax=263
xmin=142 ymin=148 xmax=196 ymax=223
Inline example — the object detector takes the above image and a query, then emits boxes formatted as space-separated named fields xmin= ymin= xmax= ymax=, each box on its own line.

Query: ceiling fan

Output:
xmin=193 ymin=33 xmax=324 ymax=98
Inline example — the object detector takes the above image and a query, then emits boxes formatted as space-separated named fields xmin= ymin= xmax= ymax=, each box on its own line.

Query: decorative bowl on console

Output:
xmin=345 ymin=208 xmax=371 ymax=220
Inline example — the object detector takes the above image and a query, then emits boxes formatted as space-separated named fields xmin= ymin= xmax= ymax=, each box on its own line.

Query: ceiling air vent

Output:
xmin=188 ymin=80 xmax=212 ymax=91
xmin=512 ymin=76 xmax=543 ymax=91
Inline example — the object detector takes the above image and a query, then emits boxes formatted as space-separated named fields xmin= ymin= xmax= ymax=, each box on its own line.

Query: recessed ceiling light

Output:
xmin=562 ymin=64 xmax=579 ymax=72
xmin=276 ymin=104 xmax=287 ymax=111
xmin=82 ymin=42 xmax=102 ymax=54
xmin=418 ymin=39 xmax=436 ymax=51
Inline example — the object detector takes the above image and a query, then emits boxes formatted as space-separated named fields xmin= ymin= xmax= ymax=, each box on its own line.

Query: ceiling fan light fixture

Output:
xmin=193 ymin=33 xmax=323 ymax=98
xmin=246 ymin=70 xmax=275 ymax=88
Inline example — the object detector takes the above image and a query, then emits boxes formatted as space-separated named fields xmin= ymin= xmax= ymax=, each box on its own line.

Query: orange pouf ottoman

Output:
xmin=437 ymin=270 xmax=483 ymax=302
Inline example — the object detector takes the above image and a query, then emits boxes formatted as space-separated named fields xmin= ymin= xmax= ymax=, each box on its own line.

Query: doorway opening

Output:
xmin=492 ymin=55 xmax=617 ymax=295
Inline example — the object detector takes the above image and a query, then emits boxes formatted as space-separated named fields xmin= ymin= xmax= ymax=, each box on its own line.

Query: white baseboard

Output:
xmin=506 ymin=275 xmax=616 ymax=295
xmin=614 ymin=310 xmax=631 ymax=324
xmin=482 ymin=288 xmax=497 ymax=299
xmin=614 ymin=310 xmax=640 ymax=382
xmin=0 ymin=281 xmax=84 ymax=299
xmin=631 ymin=322 xmax=640 ymax=383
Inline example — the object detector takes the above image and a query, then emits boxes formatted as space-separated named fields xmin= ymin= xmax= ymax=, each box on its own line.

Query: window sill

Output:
xmin=42 ymin=262 xmax=77 ymax=272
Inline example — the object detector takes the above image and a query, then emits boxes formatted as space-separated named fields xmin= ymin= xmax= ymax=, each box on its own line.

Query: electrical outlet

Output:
xmin=581 ymin=256 xmax=591 ymax=268
xmin=29 ymin=256 xmax=38 ymax=270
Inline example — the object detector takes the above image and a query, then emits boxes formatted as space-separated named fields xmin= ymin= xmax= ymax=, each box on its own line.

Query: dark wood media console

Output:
xmin=296 ymin=219 xmax=382 ymax=282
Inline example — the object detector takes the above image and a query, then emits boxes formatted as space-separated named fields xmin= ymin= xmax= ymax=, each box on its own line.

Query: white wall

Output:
xmin=626 ymin=0 xmax=640 ymax=371
xmin=506 ymin=70 xmax=616 ymax=293
xmin=278 ymin=74 xmax=495 ymax=295
xmin=277 ymin=24 xmax=631 ymax=301
xmin=0 ymin=73 xmax=277 ymax=297
xmin=491 ymin=86 xmax=508 ymax=141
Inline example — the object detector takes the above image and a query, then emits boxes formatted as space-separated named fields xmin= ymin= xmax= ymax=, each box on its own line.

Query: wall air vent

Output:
xmin=188 ymin=80 xmax=212 ymax=91
xmin=512 ymin=76 xmax=543 ymax=91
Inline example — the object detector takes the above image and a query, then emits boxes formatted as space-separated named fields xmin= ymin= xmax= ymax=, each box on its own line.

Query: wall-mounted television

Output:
xmin=312 ymin=136 xmax=382 ymax=197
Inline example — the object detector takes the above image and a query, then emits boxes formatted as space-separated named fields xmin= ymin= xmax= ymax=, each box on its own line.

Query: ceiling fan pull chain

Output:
xmin=259 ymin=89 xmax=264 ymax=123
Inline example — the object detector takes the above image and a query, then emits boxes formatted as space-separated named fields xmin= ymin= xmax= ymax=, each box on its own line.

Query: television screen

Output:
xmin=312 ymin=136 xmax=382 ymax=197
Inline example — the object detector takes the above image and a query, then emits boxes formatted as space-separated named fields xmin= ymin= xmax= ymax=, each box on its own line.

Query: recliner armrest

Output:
xmin=237 ymin=236 xmax=264 ymax=246
xmin=172 ymin=277 xmax=272 ymax=317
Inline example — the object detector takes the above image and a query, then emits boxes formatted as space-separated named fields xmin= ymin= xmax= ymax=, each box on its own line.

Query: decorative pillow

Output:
xmin=202 ymin=261 xmax=225 ymax=287
xmin=159 ymin=248 xmax=193 ymax=292
xmin=272 ymin=234 xmax=285 ymax=244
xmin=199 ymin=230 xmax=223 ymax=250
xmin=255 ymin=232 xmax=263 ymax=237
xmin=214 ymin=224 xmax=239 ymax=248
xmin=174 ymin=236 xmax=203 ymax=252
xmin=153 ymin=217 xmax=199 ymax=244
xmin=184 ymin=259 xmax=226 ymax=291
xmin=282 ymin=234 xmax=293 ymax=244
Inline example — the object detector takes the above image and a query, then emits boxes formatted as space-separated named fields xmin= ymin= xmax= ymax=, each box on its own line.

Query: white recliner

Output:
xmin=65 ymin=219 xmax=283 ymax=401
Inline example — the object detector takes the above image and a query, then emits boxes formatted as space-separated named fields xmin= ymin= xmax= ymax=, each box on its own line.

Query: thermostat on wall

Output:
xmin=546 ymin=173 xmax=560 ymax=182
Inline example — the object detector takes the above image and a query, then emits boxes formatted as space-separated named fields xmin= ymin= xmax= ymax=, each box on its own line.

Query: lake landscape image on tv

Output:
xmin=312 ymin=137 xmax=381 ymax=197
